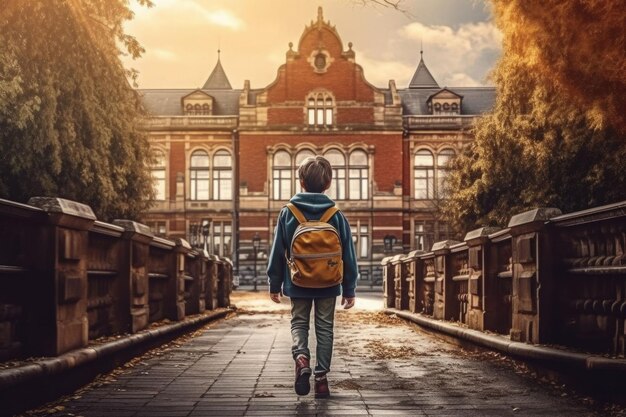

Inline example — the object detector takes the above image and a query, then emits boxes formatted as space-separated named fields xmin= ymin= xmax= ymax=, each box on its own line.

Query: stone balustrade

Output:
xmin=383 ymin=201 xmax=626 ymax=356
xmin=0 ymin=197 xmax=233 ymax=360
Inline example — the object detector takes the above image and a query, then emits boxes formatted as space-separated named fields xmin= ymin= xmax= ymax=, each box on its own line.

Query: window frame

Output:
xmin=212 ymin=150 xmax=232 ymax=201
xmin=151 ymin=149 xmax=167 ymax=201
xmin=414 ymin=150 xmax=435 ymax=200
xmin=272 ymin=150 xmax=293 ymax=201
xmin=190 ymin=150 xmax=210 ymax=201
xmin=348 ymin=150 xmax=369 ymax=200
xmin=436 ymin=149 xmax=455 ymax=199
xmin=323 ymin=149 xmax=346 ymax=201
xmin=306 ymin=92 xmax=335 ymax=126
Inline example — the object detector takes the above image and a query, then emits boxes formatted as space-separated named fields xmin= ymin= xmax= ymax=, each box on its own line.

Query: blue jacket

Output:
xmin=266 ymin=192 xmax=358 ymax=298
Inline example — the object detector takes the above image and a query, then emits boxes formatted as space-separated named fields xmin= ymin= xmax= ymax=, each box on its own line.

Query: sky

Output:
xmin=123 ymin=0 xmax=502 ymax=90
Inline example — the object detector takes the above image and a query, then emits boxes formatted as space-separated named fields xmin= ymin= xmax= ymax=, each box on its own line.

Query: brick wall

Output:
xmin=260 ymin=20 xmax=379 ymax=126
xmin=170 ymin=142 xmax=185 ymax=198
xmin=239 ymin=133 xmax=402 ymax=195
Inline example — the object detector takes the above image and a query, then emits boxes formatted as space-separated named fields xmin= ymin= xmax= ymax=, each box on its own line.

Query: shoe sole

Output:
xmin=314 ymin=392 xmax=330 ymax=399
xmin=294 ymin=367 xmax=312 ymax=396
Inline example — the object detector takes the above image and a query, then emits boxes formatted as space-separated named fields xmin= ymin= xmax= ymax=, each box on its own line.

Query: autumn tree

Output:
xmin=441 ymin=46 xmax=626 ymax=233
xmin=491 ymin=0 xmax=626 ymax=133
xmin=0 ymin=0 xmax=155 ymax=221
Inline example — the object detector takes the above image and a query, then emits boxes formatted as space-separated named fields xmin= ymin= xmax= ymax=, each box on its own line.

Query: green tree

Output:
xmin=442 ymin=53 xmax=626 ymax=233
xmin=0 ymin=0 xmax=155 ymax=221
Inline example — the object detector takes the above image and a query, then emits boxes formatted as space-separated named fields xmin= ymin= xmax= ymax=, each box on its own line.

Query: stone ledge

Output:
xmin=0 ymin=309 xmax=232 ymax=392
xmin=385 ymin=308 xmax=626 ymax=373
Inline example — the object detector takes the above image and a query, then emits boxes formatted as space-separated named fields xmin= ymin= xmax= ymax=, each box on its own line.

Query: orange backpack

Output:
xmin=284 ymin=203 xmax=343 ymax=288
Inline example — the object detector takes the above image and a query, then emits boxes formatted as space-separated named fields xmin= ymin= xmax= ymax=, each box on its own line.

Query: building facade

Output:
xmin=139 ymin=8 xmax=495 ymax=285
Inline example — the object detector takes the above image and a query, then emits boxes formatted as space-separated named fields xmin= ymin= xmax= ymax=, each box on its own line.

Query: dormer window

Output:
xmin=428 ymin=88 xmax=463 ymax=116
xmin=307 ymin=92 xmax=334 ymax=126
xmin=181 ymin=90 xmax=214 ymax=116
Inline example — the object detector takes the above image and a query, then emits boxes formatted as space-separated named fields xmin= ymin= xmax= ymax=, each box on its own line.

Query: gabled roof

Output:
xmin=202 ymin=52 xmax=232 ymax=90
xmin=427 ymin=87 xmax=464 ymax=101
xmin=181 ymin=89 xmax=213 ymax=101
xmin=139 ymin=89 xmax=240 ymax=116
xmin=408 ymin=52 xmax=439 ymax=89
xmin=398 ymin=87 xmax=496 ymax=115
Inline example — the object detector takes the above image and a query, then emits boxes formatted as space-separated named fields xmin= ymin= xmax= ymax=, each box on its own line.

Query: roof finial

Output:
xmin=420 ymin=39 xmax=423 ymax=59
xmin=318 ymin=6 xmax=323 ymax=22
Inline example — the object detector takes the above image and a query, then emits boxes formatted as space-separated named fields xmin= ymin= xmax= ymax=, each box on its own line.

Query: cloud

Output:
xmin=150 ymin=48 xmax=177 ymax=61
xmin=447 ymin=72 xmax=482 ymax=87
xmin=398 ymin=21 xmax=502 ymax=86
xmin=131 ymin=0 xmax=245 ymax=31
xmin=204 ymin=9 xmax=245 ymax=31
xmin=356 ymin=52 xmax=415 ymax=88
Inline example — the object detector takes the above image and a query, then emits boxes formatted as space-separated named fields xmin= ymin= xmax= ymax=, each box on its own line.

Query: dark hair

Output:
xmin=298 ymin=155 xmax=332 ymax=193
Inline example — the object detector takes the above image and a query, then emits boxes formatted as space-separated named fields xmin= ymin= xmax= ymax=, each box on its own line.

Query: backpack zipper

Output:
xmin=293 ymin=251 xmax=342 ymax=259
xmin=290 ymin=226 xmax=341 ymax=251
xmin=288 ymin=226 xmax=342 ymax=260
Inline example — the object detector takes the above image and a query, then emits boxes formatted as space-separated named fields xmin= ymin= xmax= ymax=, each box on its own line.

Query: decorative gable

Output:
xmin=427 ymin=88 xmax=463 ymax=115
xmin=181 ymin=90 xmax=214 ymax=115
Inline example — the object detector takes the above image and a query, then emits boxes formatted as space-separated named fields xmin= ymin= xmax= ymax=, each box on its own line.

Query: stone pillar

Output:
xmin=27 ymin=197 xmax=96 ymax=356
xmin=206 ymin=254 xmax=219 ymax=310
xmin=432 ymin=240 xmax=461 ymax=321
xmin=392 ymin=255 xmax=408 ymax=310
xmin=508 ymin=208 xmax=561 ymax=344
xmin=405 ymin=250 xmax=425 ymax=313
xmin=381 ymin=257 xmax=394 ymax=308
xmin=173 ymin=239 xmax=192 ymax=321
xmin=113 ymin=220 xmax=154 ymax=333
xmin=464 ymin=227 xmax=500 ymax=331
xmin=193 ymin=250 xmax=209 ymax=314
xmin=216 ymin=257 xmax=228 ymax=308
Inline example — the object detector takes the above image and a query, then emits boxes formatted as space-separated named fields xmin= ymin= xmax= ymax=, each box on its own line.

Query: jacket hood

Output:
xmin=289 ymin=192 xmax=335 ymax=215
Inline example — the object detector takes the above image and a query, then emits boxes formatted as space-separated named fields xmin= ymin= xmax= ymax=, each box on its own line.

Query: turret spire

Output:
xmin=202 ymin=50 xmax=232 ymax=90
xmin=408 ymin=49 xmax=439 ymax=89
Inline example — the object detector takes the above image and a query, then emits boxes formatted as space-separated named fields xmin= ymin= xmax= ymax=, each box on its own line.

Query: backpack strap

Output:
xmin=285 ymin=203 xmax=307 ymax=224
xmin=320 ymin=206 xmax=340 ymax=223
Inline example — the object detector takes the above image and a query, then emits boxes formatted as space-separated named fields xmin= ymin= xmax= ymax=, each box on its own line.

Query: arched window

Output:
xmin=272 ymin=151 xmax=292 ymax=201
xmin=436 ymin=149 xmax=455 ymax=198
xmin=451 ymin=103 xmax=459 ymax=114
xmin=307 ymin=93 xmax=334 ymax=126
xmin=201 ymin=103 xmax=210 ymax=115
xmin=348 ymin=150 xmax=368 ymax=200
xmin=324 ymin=149 xmax=345 ymax=200
xmin=325 ymin=97 xmax=333 ymax=125
xmin=414 ymin=150 xmax=434 ymax=199
xmin=193 ymin=104 xmax=201 ymax=114
xmin=190 ymin=150 xmax=210 ymax=200
xmin=151 ymin=149 xmax=166 ymax=201
xmin=212 ymin=151 xmax=232 ymax=200
xmin=295 ymin=149 xmax=315 ymax=193
xmin=185 ymin=103 xmax=194 ymax=115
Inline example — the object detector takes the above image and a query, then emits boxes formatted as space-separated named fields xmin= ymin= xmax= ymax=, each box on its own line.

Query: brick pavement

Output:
xmin=24 ymin=293 xmax=601 ymax=417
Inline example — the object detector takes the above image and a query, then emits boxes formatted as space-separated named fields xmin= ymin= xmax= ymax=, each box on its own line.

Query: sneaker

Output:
xmin=314 ymin=373 xmax=330 ymax=399
xmin=294 ymin=355 xmax=312 ymax=396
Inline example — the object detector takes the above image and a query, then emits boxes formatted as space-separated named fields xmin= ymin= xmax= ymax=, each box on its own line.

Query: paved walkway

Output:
xmin=23 ymin=293 xmax=602 ymax=417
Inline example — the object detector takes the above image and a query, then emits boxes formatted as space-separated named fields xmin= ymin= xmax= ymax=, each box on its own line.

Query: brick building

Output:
xmin=139 ymin=8 xmax=495 ymax=285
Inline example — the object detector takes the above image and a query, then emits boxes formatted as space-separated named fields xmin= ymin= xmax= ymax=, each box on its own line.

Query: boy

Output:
xmin=267 ymin=155 xmax=358 ymax=398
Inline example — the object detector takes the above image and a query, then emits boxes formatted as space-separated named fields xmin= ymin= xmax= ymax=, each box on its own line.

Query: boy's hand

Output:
xmin=270 ymin=292 xmax=282 ymax=303
xmin=341 ymin=297 xmax=355 ymax=309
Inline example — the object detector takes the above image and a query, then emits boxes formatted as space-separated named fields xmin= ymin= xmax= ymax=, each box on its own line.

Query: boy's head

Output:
xmin=298 ymin=155 xmax=332 ymax=193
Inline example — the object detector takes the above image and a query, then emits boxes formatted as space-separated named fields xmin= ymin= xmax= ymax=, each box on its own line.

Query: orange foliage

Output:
xmin=492 ymin=0 xmax=626 ymax=133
